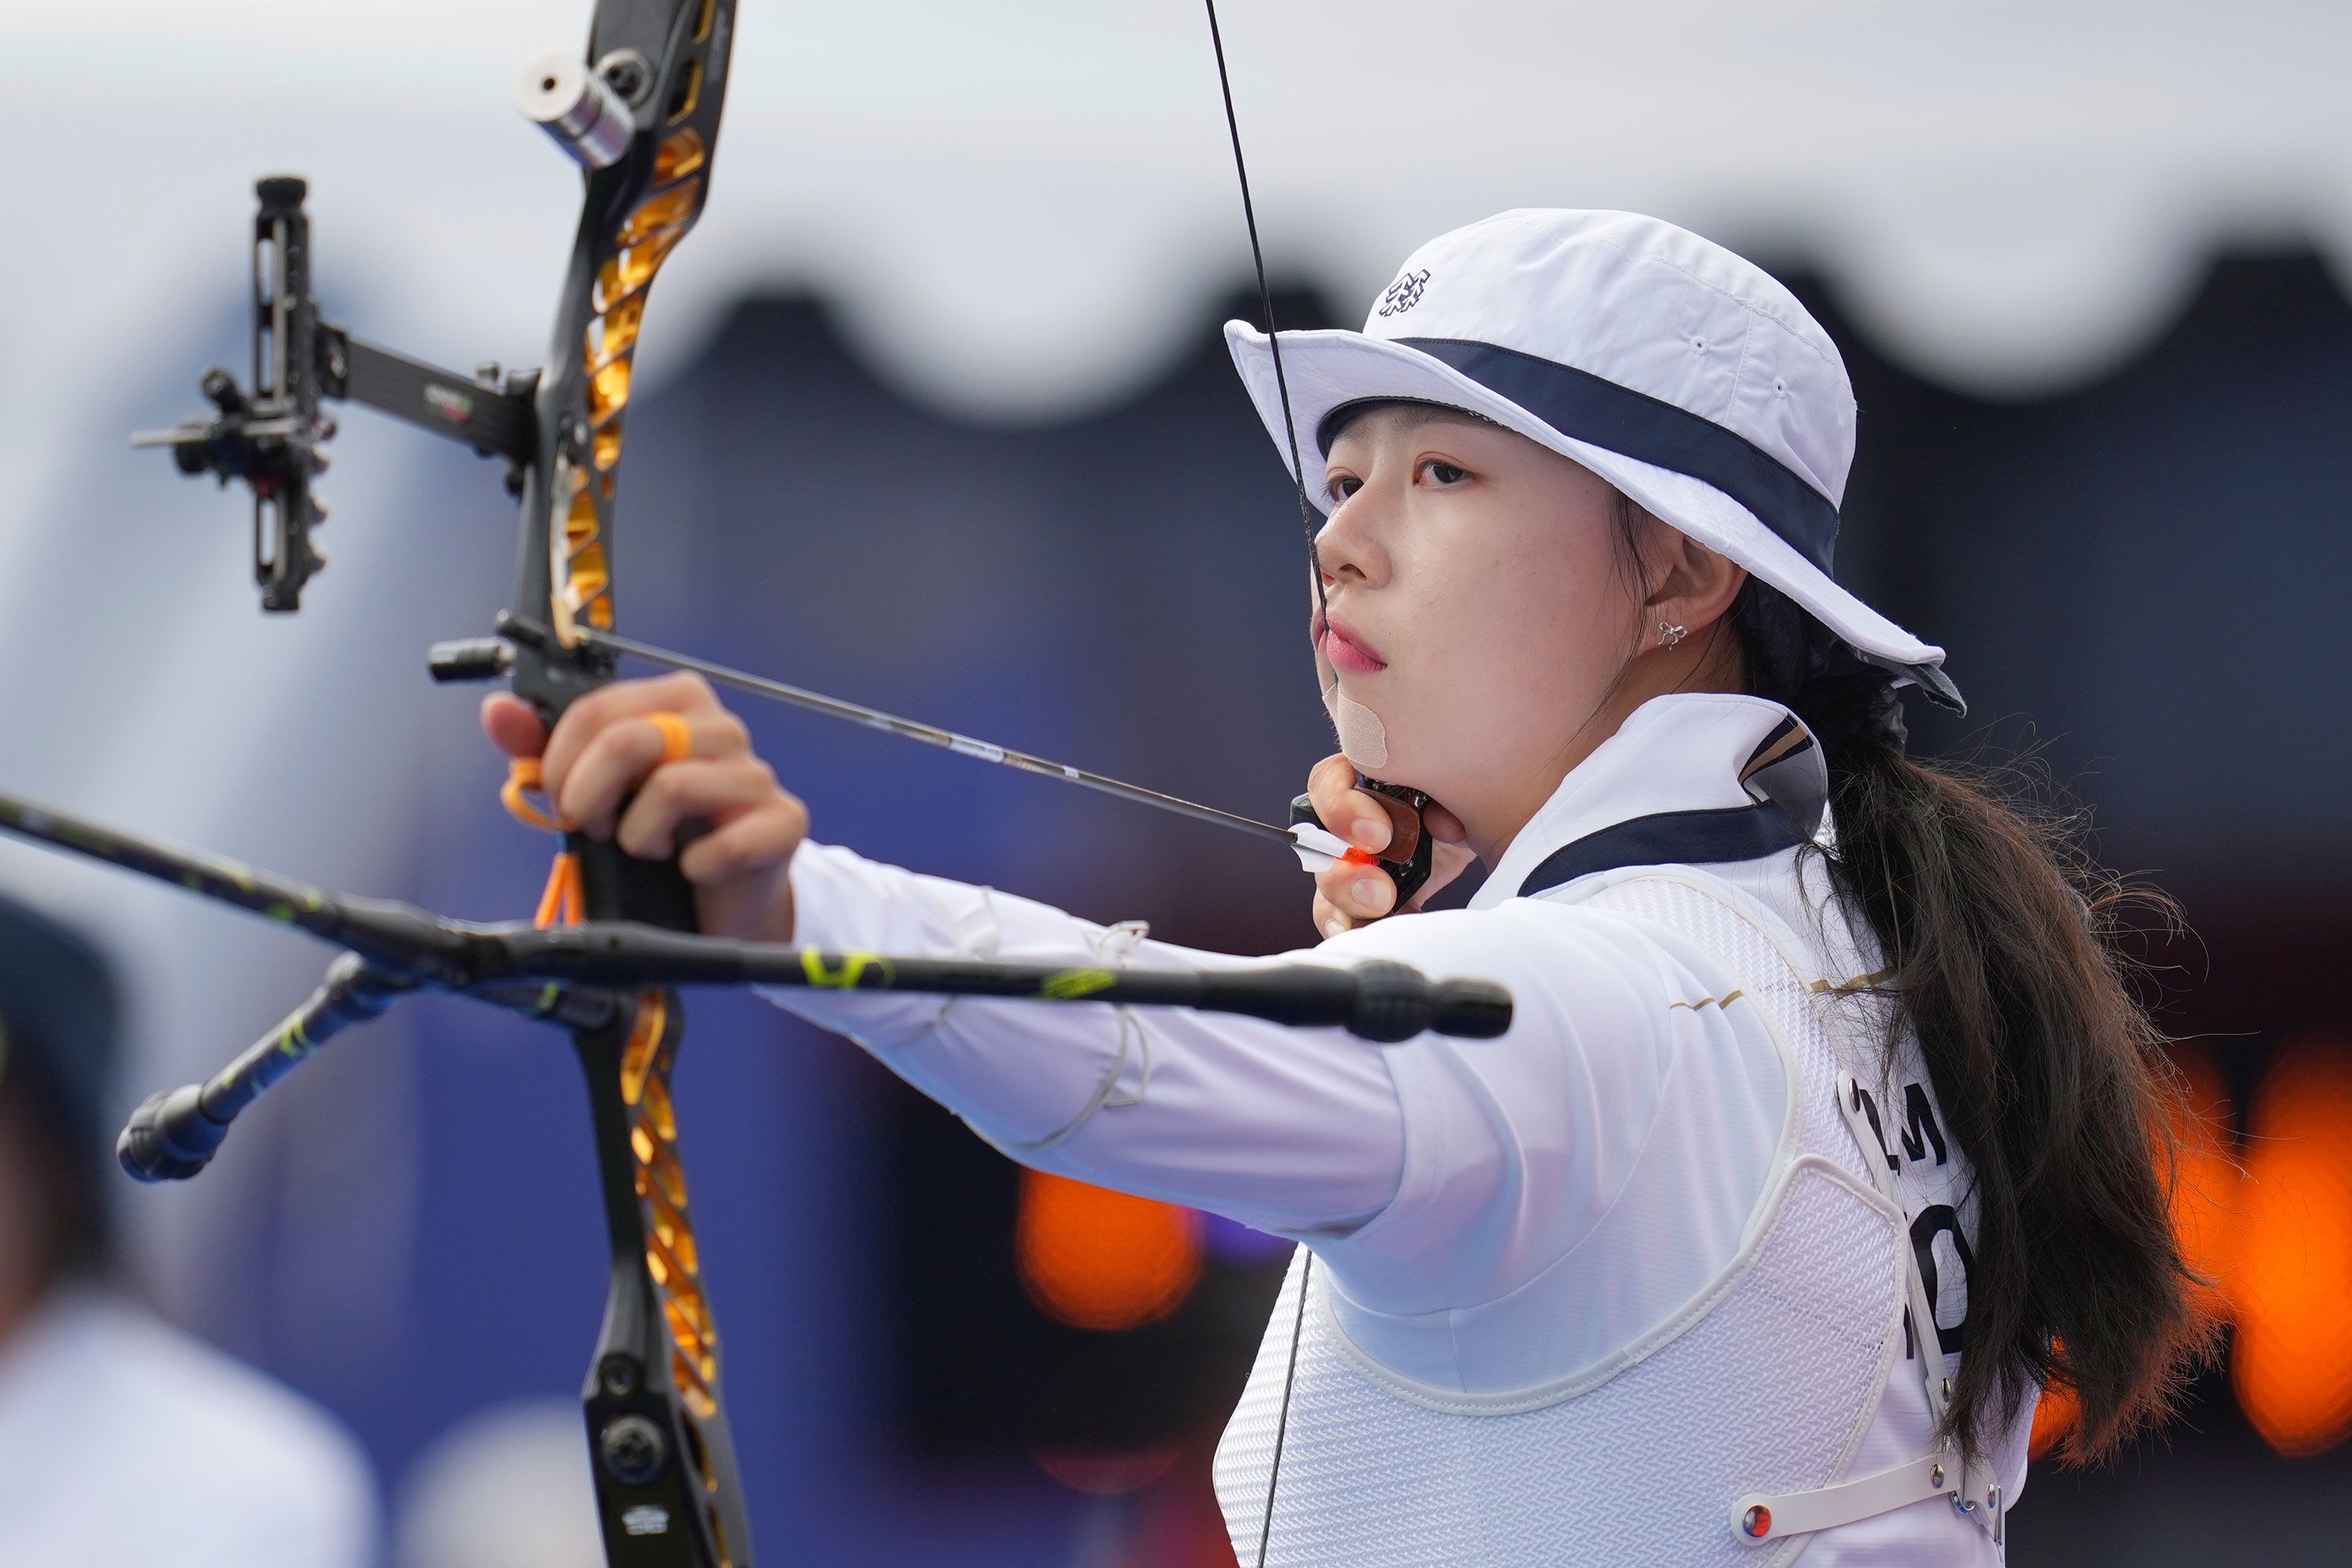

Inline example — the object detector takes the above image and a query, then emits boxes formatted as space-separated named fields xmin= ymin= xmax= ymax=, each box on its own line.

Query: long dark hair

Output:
xmin=1616 ymin=493 xmax=2215 ymax=1464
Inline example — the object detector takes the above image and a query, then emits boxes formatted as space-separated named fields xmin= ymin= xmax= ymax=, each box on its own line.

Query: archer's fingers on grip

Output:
xmin=615 ymin=755 xmax=779 ymax=859
xmin=675 ymin=795 xmax=808 ymax=887
xmin=557 ymin=711 xmax=693 ymax=837
xmin=540 ymin=682 xmax=711 ymax=811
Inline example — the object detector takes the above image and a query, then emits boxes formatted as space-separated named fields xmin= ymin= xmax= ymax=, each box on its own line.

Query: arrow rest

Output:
xmin=131 ymin=178 xmax=542 ymax=612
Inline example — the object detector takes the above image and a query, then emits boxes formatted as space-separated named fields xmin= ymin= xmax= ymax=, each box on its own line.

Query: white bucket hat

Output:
xmin=1225 ymin=209 xmax=1959 ymax=706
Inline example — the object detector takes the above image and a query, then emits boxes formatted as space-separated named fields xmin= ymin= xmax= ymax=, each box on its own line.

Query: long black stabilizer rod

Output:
xmin=0 ymin=790 xmax=1504 ymax=1036
xmin=503 ymin=922 xmax=1506 ymax=1040
xmin=0 ymin=786 xmax=1512 ymax=1178
xmin=115 ymin=951 xmax=625 ymax=1181
xmin=0 ymin=789 xmax=1504 ymax=1036
xmin=114 ymin=919 xmax=1505 ymax=1185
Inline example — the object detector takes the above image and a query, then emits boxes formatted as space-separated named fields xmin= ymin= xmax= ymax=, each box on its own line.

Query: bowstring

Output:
xmin=1203 ymin=6 xmax=1319 ymax=1560
xmin=1257 ymin=1248 xmax=1314 ymax=1566
xmin=1204 ymin=0 xmax=1331 ymax=627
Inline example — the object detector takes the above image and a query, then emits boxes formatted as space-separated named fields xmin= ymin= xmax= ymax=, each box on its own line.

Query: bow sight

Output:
xmin=132 ymin=176 xmax=541 ymax=612
xmin=129 ymin=36 xmax=677 ymax=613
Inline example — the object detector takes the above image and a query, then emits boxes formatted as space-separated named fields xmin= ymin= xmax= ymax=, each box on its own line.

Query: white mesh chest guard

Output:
xmin=1213 ymin=873 xmax=1911 ymax=1566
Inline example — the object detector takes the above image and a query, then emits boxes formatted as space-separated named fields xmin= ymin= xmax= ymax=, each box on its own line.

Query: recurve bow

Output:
xmin=140 ymin=2 xmax=752 ymax=1559
xmin=78 ymin=5 xmax=1477 ymax=1565
xmin=440 ymin=5 xmax=752 ymax=1559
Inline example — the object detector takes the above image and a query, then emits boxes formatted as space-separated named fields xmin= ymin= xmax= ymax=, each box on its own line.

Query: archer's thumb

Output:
xmin=480 ymin=691 xmax=549 ymax=760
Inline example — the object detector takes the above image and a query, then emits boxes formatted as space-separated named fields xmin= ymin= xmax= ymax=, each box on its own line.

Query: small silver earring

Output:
xmin=1657 ymin=619 xmax=1687 ymax=648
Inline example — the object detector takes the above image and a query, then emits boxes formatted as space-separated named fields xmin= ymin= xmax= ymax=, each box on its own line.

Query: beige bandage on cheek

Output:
xmin=1320 ymin=678 xmax=1390 ymax=771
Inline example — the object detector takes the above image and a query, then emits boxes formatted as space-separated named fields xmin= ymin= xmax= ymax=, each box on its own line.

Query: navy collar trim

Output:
xmin=1515 ymin=800 xmax=1802 ymax=899
xmin=1513 ymin=712 xmax=1822 ymax=898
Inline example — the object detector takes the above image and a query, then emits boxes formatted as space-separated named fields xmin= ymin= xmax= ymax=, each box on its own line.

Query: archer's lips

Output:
xmin=1314 ymin=614 xmax=1386 ymax=675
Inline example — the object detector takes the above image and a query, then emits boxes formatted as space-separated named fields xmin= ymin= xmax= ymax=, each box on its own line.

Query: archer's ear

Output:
xmin=1648 ymin=531 xmax=1748 ymax=636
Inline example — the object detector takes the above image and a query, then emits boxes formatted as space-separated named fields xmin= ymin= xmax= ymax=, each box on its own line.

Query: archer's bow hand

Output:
xmin=481 ymin=671 xmax=806 ymax=945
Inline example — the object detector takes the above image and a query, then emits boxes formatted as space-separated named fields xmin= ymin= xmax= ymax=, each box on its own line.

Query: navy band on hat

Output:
xmin=1319 ymin=337 xmax=1842 ymax=572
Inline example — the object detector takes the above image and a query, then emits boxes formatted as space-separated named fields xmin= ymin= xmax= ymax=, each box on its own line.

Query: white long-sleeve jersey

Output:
xmin=761 ymin=693 xmax=2029 ymax=1563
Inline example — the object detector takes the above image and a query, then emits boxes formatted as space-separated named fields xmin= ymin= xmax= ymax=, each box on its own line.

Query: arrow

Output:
xmin=436 ymin=615 xmax=1370 ymax=876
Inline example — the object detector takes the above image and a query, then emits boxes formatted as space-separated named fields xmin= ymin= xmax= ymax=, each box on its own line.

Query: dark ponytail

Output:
xmin=1726 ymin=576 xmax=2218 ymax=1464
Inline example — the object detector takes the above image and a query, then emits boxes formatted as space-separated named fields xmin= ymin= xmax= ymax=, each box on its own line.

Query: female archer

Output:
xmin=483 ymin=209 xmax=2209 ymax=1565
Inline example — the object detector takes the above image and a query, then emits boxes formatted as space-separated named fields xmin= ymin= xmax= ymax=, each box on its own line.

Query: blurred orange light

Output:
xmin=2168 ymin=1042 xmax=2245 ymax=1319
xmin=2232 ymin=1036 xmax=2352 ymax=1457
xmin=1016 ymin=1168 xmax=1203 ymax=1331
xmin=2034 ymin=1043 xmax=2241 ymax=1463
xmin=2027 ymin=1374 xmax=2079 ymax=1461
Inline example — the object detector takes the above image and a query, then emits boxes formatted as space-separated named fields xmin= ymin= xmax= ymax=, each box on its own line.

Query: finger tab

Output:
xmin=1370 ymin=792 xmax=1422 ymax=858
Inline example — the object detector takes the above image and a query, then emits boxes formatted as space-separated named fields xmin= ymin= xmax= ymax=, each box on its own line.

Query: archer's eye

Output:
xmin=1421 ymin=459 xmax=1469 ymax=485
xmin=1326 ymin=474 xmax=1363 ymax=503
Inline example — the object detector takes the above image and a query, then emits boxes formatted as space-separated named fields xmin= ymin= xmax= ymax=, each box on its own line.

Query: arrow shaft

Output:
xmin=576 ymin=626 xmax=1301 ymax=850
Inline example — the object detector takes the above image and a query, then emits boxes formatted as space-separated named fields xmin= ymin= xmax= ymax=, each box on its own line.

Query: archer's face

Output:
xmin=1312 ymin=407 xmax=1644 ymax=838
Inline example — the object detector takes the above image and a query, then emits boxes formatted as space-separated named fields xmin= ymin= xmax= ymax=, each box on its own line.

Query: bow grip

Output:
xmin=507 ymin=645 xmax=704 ymax=935
xmin=567 ymin=831 xmax=702 ymax=934
xmin=1289 ymin=776 xmax=1436 ymax=912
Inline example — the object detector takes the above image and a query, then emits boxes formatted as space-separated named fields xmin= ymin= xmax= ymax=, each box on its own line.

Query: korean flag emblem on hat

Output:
xmin=1225 ymin=209 xmax=1957 ymax=703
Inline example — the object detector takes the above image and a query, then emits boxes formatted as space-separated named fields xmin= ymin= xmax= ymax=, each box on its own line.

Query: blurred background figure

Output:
xmin=0 ymin=892 xmax=379 ymax=1566
xmin=393 ymin=1399 xmax=601 ymax=1568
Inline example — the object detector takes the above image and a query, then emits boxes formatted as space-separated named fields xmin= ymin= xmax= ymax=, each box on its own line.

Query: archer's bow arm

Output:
xmin=762 ymin=839 xmax=1534 ymax=1238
